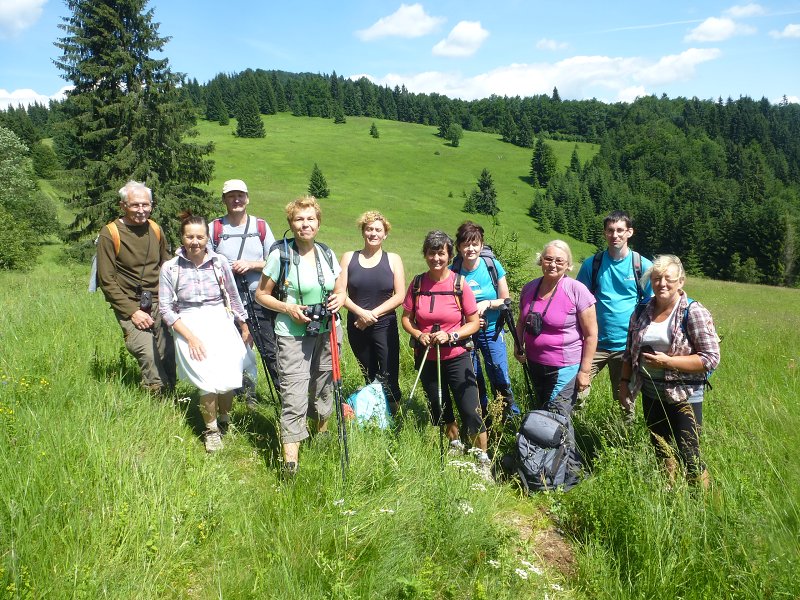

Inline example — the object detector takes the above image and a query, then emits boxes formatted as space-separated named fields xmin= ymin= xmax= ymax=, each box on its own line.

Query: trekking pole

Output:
xmin=239 ymin=279 xmax=278 ymax=403
xmin=408 ymin=344 xmax=431 ymax=404
xmin=328 ymin=312 xmax=350 ymax=482
xmin=501 ymin=299 xmax=535 ymax=406
xmin=433 ymin=324 xmax=445 ymax=466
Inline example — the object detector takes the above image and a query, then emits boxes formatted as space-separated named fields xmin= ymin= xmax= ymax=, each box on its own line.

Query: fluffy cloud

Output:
xmin=432 ymin=21 xmax=488 ymax=57
xmin=0 ymin=86 xmax=71 ymax=109
xmin=0 ymin=0 xmax=46 ymax=37
xmin=684 ymin=17 xmax=756 ymax=42
xmin=356 ymin=3 xmax=445 ymax=41
xmin=723 ymin=3 xmax=765 ymax=18
xmin=536 ymin=38 xmax=569 ymax=51
xmin=358 ymin=48 xmax=722 ymax=101
xmin=769 ymin=23 xmax=800 ymax=38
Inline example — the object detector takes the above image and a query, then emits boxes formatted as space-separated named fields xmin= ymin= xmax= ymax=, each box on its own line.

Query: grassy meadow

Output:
xmin=1 ymin=115 xmax=799 ymax=598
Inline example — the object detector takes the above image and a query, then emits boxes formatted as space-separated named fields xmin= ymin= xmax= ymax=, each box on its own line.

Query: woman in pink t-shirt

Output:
xmin=401 ymin=231 xmax=490 ymax=479
xmin=515 ymin=240 xmax=597 ymax=412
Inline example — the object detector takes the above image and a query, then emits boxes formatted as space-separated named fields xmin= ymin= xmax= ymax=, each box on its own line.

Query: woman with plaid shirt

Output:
xmin=620 ymin=255 xmax=720 ymax=489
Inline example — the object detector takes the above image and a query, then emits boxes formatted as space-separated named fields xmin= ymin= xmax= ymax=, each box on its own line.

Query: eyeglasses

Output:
xmin=652 ymin=275 xmax=681 ymax=284
xmin=542 ymin=257 xmax=567 ymax=266
xmin=127 ymin=203 xmax=152 ymax=210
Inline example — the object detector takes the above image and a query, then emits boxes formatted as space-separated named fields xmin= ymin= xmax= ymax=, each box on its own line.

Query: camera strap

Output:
xmin=135 ymin=223 xmax=154 ymax=298
xmin=528 ymin=276 xmax=560 ymax=323
xmin=294 ymin=243 xmax=328 ymax=307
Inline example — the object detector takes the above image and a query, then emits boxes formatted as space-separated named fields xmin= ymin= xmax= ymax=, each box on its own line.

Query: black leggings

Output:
xmin=417 ymin=351 xmax=485 ymax=437
xmin=641 ymin=390 xmax=704 ymax=476
xmin=347 ymin=317 xmax=402 ymax=403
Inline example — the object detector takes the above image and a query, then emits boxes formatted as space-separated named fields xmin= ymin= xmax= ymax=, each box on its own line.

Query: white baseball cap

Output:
xmin=222 ymin=179 xmax=248 ymax=195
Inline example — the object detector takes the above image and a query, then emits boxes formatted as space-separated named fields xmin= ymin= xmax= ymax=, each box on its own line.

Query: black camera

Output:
xmin=139 ymin=290 xmax=153 ymax=314
xmin=524 ymin=311 xmax=544 ymax=336
xmin=303 ymin=303 xmax=330 ymax=336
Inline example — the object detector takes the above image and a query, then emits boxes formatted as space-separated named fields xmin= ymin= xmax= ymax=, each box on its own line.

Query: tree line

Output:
xmin=1 ymin=0 xmax=798 ymax=285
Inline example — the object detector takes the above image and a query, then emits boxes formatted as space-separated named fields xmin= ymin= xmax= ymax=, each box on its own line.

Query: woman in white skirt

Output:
xmin=160 ymin=212 xmax=251 ymax=452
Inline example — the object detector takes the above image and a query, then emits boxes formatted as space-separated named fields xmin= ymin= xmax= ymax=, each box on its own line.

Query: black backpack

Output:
xmin=451 ymin=244 xmax=500 ymax=293
xmin=509 ymin=409 xmax=584 ymax=494
xmin=268 ymin=233 xmax=335 ymax=302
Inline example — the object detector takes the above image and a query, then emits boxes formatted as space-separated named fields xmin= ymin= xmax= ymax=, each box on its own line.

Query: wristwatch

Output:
xmin=449 ymin=332 xmax=460 ymax=344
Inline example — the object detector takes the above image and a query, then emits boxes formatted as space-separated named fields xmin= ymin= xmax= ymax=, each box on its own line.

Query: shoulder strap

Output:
xmin=590 ymin=251 xmax=603 ymax=294
xmin=147 ymin=219 xmax=162 ymax=243
xmin=410 ymin=273 xmax=424 ymax=324
xmin=483 ymin=256 xmax=499 ymax=292
xmin=211 ymin=218 xmax=223 ymax=248
xmin=681 ymin=298 xmax=695 ymax=335
xmin=106 ymin=221 xmax=121 ymax=256
xmin=632 ymin=251 xmax=644 ymax=301
xmin=313 ymin=241 xmax=335 ymax=271
xmin=256 ymin=218 xmax=267 ymax=243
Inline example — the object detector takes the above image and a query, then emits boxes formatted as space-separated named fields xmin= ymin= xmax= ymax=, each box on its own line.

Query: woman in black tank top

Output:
xmin=338 ymin=212 xmax=406 ymax=412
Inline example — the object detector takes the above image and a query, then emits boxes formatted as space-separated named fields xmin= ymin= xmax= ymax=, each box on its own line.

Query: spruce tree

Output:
xmin=308 ymin=163 xmax=330 ymax=198
xmin=531 ymin=137 xmax=558 ymax=188
xmin=464 ymin=168 xmax=499 ymax=216
xmin=370 ymin=123 xmax=379 ymax=138
xmin=235 ymin=96 xmax=266 ymax=138
xmin=54 ymin=0 xmax=215 ymax=244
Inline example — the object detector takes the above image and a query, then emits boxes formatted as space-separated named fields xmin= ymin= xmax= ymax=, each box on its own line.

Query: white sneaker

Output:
xmin=475 ymin=451 xmax=494 ymax=482
xmin=204 ymin=430 xmax=224 ymax=453
xmin=448 ymin=439 xmax=466 ymax=456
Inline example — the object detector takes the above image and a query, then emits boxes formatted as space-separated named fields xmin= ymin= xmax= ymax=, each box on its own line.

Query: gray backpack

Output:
xmin=513 ymin=409 xmax=583 ymax=493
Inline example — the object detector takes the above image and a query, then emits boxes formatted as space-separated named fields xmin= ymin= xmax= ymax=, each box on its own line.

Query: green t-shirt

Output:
xmin=263 ymin=244 xmax=340 ymax=336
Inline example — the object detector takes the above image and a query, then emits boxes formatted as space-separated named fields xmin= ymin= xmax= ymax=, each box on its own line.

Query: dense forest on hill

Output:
xmin=2 ymin=67 xmax=799 ymax=285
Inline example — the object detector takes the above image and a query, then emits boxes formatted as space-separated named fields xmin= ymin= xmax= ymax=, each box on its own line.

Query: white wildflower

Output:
xmin=341 ymin=509 xmax=357 ymax=516
xmin=514 ymin=568 xmax=529 ymax=580
xmin=333 ymin=498 xmax=345 ymax=506
xmin=378 ymin=508 xmax=395 ymax=515
xmin=487 ymin=559 xmax=500 ymax=569
xmin=458 ymin=501 xmax=474 ymax=515
xmin=470 ymin=483 xmax=487 ymax=492
xmin=520 ymin=559 xmax=543 ymax=575
xmin=550 ymin=583 xmax=563 ymax=591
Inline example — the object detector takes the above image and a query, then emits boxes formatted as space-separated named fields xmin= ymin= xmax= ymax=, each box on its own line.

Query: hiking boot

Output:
xmin=203 ymin=430 xmax=224 ymax=453
xmin=218 ymin=418 xmax=230 ymax=436
xmin=448 ymin=439 xmax=466 ymax=456
xmin=282 ymin=461 xmax=298 ymax=479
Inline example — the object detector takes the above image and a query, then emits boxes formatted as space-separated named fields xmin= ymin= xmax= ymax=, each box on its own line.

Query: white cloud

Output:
xmin=432 ymin=21 xmax=489 ymax=57
xmin=0 ymin=86 xmax=71 ymax=109
xmin=685 ymin=17 xmax=756 ymax=42
xmin=536 ymin=38 xmax=568 ymax=51
xmin=357 ymin=48 xmax=722 ymax=101
xmin=0 ymin=0 xmax=46 ymax=37
xmin=356 ymin=3 xmax=445 ymax=41
xmin=769 ymin=23 xmax=800 ymax=38
xmin=724 ymin=3 xmax=765 ymax=18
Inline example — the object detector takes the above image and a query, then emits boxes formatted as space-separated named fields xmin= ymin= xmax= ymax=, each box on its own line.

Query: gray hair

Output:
xmin=535 ymin=239 xmax=574 ymax=272
xmin=641 ymin=254 xmax=685 ymax=288
xmin=422 ymin=230 xmax=454 ymax=260
xmin=118 ymin=180 xmax=153 ymax=204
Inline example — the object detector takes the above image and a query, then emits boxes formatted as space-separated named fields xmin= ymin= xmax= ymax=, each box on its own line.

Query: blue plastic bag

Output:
xmin=347 ymin=381 xmax=391 ymax=429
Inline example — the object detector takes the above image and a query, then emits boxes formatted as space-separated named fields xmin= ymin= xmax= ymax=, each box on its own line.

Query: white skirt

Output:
xmin=174 ymin=304 xmax=246 ymax=395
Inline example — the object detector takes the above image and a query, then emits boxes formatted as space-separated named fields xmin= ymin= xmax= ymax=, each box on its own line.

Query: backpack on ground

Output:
xmin=268 ymin=234 xmax=335 ymax=302
xmin=590 ymin=250 xmax=644 ymax=301
xmin=210 ymin=216 xmax=268 ymax=250
xmin=506 ymin=409 xmax=584 ymax=494
xmin=451 ymin=244 xmax=500 ymax=293
xmin=88 ymin=219 xmax=162 ymax=292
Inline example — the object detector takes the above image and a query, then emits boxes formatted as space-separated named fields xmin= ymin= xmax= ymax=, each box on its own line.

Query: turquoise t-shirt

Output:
xmin=576 ymin=250 xmax=653 ymax=351
xmin=451 ymin=258 xmax=506 ymax=335
xmin=263 ymin=244 xmax=341 ymax=337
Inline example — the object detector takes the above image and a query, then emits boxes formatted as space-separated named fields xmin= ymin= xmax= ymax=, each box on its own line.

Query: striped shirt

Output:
xmin=159 ymin=248 xmax=247 ymax=327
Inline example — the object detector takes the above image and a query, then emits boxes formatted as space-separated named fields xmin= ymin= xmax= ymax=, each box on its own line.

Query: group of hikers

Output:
xmin=95 ymin=179 xmax=720 ymax=489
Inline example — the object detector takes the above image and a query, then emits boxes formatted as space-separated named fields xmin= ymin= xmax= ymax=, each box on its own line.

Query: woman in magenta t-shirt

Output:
xmin=515 ymin=240 xmax=597 ymax=411
xmin=401 ymin=231 xmax=491 ymax=478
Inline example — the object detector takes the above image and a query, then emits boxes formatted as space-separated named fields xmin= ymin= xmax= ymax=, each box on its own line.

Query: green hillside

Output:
xmin=196 ymin=114 xmax=598 ymax=274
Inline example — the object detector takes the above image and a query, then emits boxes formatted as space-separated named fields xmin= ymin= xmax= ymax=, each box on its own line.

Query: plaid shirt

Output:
xmin=624 ymin=291 xmax=720 ymax=403
xmin=159 ymin=248 xmax=247 ymax=327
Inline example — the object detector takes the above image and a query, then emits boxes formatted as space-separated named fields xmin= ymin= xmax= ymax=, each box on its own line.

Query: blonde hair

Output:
xmin=641 ymin=254 xmax=685 ymax=288
xmin=357 ymin=210 xmax=391 ymax=234
xmin=285 ymin=195 xmax=321 ymax=224
xmin=535 ymin=239 xmax=574 ymax=272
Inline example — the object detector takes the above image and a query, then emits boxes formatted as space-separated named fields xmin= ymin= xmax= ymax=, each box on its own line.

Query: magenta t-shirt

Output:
xmin=518 ymin=276 xmax=595 ymax=367
xmin=402 ymin=271 xmax=478 ymax=361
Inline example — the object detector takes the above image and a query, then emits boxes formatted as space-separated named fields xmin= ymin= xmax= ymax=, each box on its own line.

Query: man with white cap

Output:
xmin=210 ymin=179 xmax=278 ymax=406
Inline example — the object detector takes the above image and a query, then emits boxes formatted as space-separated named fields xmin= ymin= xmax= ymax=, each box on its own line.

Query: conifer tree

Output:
xmin=370 ymin=122 xmax=379 ymax=138
xmin=463 ymin=168 xmax=499 ymax=216
xmin=569 ymin=146 xmax=581 ymax=172
xmin=531 ymin=137 xmax=558 ymax=188
xmin=235 ymin=96 xmax=265 ymax=138
xmin=333 ymin=103 xmax=347 ymax=124
xmin=54 ymin=0 xmax=215 ymax=244
xmin=308 ymin=163 xmax=330 ymax=198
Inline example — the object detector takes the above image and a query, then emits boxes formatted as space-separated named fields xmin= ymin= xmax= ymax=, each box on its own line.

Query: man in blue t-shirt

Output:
xmin=576 ymin=210 xmax=652 ymax=418
xmin=212 ymin=179 xmax=278 ymax=406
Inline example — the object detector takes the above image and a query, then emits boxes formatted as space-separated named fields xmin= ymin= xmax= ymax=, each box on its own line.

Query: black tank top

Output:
xmin=347 ymin=250 xmax=395 ymax=326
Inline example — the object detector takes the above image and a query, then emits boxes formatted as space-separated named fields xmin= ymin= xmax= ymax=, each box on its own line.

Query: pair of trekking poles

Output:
xmin=408 ymin=325 xmax=447 ymax=464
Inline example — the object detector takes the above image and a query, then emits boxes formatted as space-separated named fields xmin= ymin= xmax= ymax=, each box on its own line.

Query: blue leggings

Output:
xmin=525 ymin=361 xmax=579 ymax=410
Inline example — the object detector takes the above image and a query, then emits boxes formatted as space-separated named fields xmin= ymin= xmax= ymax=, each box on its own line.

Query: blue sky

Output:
xmin=1 ymin=1 xmax=799 ymax=109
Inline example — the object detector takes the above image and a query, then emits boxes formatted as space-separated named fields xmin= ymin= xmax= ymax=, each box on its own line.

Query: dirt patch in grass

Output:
xmin=499 ymin=505 xmax=577 ymax=579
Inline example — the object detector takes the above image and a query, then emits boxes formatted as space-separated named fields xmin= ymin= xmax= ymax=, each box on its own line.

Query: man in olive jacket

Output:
xmin=96 ymin=181 xmax=175 ymax=393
